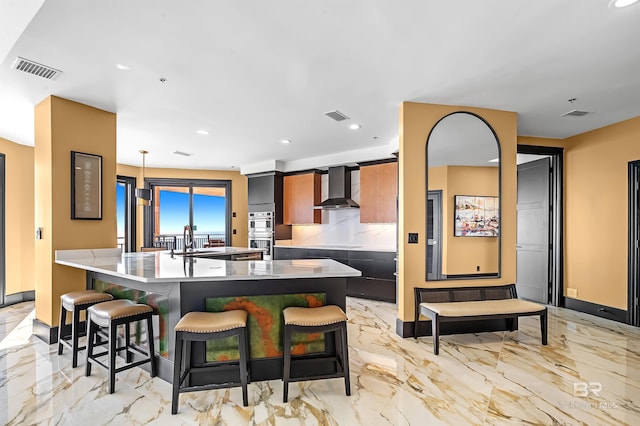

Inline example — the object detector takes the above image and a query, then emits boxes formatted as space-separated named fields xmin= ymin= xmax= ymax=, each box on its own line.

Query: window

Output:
xmin=116 ymin=176 xmax=136 ymax=252
xmin=143 ymin=178 xmax=231 ymax=250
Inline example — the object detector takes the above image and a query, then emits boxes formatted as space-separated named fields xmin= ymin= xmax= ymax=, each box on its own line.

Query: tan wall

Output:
xmin=0 ymin=138 xmax=35 ymax=295
xmin=444 ymin=166 xmax=499 ymax=275
xmin=398 ymin=102 xmax=517 ymax=322
xmin=562 ymin=116 xmax=640 ymax=309
xmin=116 ymin=164 xmax=248 ymax=249
xmin=35 ymin=96 xmax=117 ymax=326
xmin=428 ymin=165 xmax=499 ymax=274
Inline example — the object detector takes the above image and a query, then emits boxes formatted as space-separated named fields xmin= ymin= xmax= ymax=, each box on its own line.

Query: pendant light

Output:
xmin=135 ymin=150 xmax=152 ymax=206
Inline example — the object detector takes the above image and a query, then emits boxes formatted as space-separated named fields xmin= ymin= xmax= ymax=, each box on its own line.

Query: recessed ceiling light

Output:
xmin=196 ymin=129 xmax=210 ymax=135
xmin=281 ymin=139 xmax=292 ymax=144
xmin=115 ymin=64 xmax=130 ymax=70
xmin=349 ymin=124 xmax=361 ymax=130
xmin=610 ymin=0 xmax=639 ymax=7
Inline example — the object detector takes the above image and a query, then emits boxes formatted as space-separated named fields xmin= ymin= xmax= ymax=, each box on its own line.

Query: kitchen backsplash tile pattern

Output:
xmin=282 ymin=170 xmax=397 ymax=250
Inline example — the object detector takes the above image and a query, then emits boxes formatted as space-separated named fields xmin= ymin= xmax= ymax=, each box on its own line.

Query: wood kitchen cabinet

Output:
xmin=283 ymin=172 xmax=322 ymax=224
xmin=359 ymin=162 xmax=397 ymax=223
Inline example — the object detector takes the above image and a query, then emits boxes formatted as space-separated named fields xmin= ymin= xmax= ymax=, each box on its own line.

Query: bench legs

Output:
xmin=431 ymin=315 xmax=440 ymax=355
xmin=417 ymin=310 xmax=548 ymax=355
xmin=540 ymin=310 xmax=548 ymax=346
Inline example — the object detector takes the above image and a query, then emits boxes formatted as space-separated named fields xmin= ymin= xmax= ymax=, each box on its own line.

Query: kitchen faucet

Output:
xmin=183 ymin=225 xmax=194 ymax=252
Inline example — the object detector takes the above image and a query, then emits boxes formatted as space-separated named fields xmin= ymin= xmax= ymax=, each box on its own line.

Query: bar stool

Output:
xmin=282 ymin=305 xmax=351 ymax=403
xmin=172 ymin=310 xmax=249 ymax=414
xmin=85 ymin=299 xmax=156 ymax=394
xmin=58 ymin=290 xmax=114 ymax=367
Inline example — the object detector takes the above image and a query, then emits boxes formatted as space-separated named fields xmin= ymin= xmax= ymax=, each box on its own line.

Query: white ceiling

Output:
xmin=1 ymin=0 xmax=640 ymax=173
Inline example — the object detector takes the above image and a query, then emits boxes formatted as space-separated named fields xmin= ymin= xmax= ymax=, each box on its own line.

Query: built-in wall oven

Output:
xmin=248 ymin=211 xmax=274 ymax=260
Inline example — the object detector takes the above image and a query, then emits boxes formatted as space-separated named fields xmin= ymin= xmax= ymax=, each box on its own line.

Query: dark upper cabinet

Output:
xmin=248 ymin=174 xmax=275 ymax=206
xmin=247 ymin=171 xmax=292 ymax=240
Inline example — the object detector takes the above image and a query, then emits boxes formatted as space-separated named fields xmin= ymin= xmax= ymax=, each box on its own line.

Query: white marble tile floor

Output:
xmin=1 ymin=299 xmax=638 ymax=425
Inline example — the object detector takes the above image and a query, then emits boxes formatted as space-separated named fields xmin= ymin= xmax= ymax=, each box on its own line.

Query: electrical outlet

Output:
xmin=567 ymin=288 xmax=578 ymax=298
xmin=476 ymin=265 xmax=480 ymax=272
xmin=408 ymin=233 xmax=419 ymax=244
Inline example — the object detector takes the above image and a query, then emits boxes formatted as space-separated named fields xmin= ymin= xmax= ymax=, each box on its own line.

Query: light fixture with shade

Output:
xmin=135 ymin=150 xmax=152 ymax=206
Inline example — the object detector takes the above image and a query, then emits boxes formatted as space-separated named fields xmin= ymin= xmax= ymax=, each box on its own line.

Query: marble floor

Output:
xmin=1 ymin=298 xmax=639 ymax=425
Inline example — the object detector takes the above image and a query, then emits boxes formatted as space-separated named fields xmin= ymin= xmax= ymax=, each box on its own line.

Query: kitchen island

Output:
xmin=55 ymin=248 xmax=361 ymax=383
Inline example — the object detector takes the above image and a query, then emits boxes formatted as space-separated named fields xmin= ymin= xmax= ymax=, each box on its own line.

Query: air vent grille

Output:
xmin=173 ymin=151 xmax=193 ymax=157
xmin=324 ymin=110 xmax=350 ymax=122
xmin=560 ymin=109 xmax=590 ymax=117
xmin=11 ymin=57 xmax=62 ymax=80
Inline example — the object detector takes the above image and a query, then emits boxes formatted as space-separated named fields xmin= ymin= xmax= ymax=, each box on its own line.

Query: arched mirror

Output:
xmin=426 ymin=112 xmax=500 ymax=280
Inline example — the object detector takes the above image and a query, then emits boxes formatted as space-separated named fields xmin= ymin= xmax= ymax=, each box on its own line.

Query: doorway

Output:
xmin=143 ymin=178 xmax=232 ymax=249
xmin=0 ymin=154 xmax=4 ymax=306
xmin=116 ymin=175 xmax=136 ymax=252
xmin=427 ymin=190 xmax=443 ymax=280
xmin=628 ymin=160 xmax=640 ymax=327
xmin=516 ymin=145 xmax=563 ymax=306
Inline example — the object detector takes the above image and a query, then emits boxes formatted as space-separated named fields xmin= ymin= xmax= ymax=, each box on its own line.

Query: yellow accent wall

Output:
xmin=0 ymin=138 xmax=35 ymax=295
xmin=428 ymin=165 xmax=499 ymax=275
xmin=34 ymin=96 xmax=117 ymax=326
xmin=116 ymin=165 xmax=248 ymax=250
xmin=398 ymin=102 xmax=517 ymax=322
xmin=562 ymin=116 xmax=640 ymax=309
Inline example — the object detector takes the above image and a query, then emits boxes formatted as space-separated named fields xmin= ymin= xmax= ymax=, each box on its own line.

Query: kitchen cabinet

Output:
xmin=273 ymin=246 xmax=396 ymax=303
xmin=359 ymin=162 xmax=397 ymax=223
xmin=247 ymin=172 xmax=291 ymax=240
xmin=283 ymin=172 xmax=322 ymax=224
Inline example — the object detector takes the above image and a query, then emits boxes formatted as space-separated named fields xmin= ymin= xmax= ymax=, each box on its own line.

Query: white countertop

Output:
xmin=274 ymin=244 xmax=396 ymax=253
xmin=55 ymin=248 xmax=361 ymax=283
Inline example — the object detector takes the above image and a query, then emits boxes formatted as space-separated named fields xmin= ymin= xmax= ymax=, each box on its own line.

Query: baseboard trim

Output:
xmin=564 ymin=297 xmax=627 ymax=324
xmin=32 ymin=318 xmax=59 ymax=344
xmin=0 ymin=290 xmax=35 ymax=307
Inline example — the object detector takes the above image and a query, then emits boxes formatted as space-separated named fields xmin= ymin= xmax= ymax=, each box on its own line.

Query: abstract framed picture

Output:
xmin=453 ymin=195 xmax=499 ymax=237
xmin=71 ymin=151 xmax=102 ymax=220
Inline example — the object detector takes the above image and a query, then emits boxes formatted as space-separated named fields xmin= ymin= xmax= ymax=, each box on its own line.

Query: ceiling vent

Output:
xmin=324 ymin=110 xmax=350 ymax=122
xmin=560 ymin=109 xmax=590 ymax=117
xmin=173 ymin=151 xmax=193 ymax=157
xmin=11 ymin=57 xmax=62 ymax=80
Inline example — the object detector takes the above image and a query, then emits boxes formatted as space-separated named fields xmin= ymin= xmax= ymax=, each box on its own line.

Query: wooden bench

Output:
xmin=414 ymin=284 xmax=547 ymax=355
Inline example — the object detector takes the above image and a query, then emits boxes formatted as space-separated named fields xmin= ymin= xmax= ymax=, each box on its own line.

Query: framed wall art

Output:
xmin=71 ymin=151 xmax=102 ymax=220
xmin=453 ymin=195 xmax=499 ymax=237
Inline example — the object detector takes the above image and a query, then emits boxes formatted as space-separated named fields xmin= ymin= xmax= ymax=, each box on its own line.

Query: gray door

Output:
xmin=427 ymin=191 xmax=442 ymax=280
xmin=517 ymin=158 xmax=550 ymax=303
xmin=0 ymin=154 xmax=4 ymax=306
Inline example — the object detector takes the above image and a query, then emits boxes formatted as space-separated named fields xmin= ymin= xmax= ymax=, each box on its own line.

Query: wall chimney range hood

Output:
xmin=314 ymin=166 xmax=360 ymax=209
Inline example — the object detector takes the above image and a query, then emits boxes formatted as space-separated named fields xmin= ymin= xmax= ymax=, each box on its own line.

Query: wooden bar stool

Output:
xmin=85 ymin=299 xmax=156 ymax=394
xmin=172 ymin=310 xmax=250 ymax=414
xmin=282 ymin=305 xmax=351 ymax=402
xmin=58 ymin=290 xmax=114 ymax=367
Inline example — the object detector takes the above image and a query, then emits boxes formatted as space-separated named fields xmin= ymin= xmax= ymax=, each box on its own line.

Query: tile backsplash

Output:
xmin=281 ymin=170 xmax=397 ymax=250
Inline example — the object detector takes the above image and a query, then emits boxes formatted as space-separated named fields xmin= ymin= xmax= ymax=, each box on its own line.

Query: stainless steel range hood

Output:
xmin=314 ymin=166 xmax=360 ymax=209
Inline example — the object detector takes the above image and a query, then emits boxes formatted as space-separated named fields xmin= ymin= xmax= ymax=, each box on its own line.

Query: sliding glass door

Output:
xmin=143 ymin=179 xmax=231 ymax=250
xmin=116 ymin=176 xmax=136 ymax=252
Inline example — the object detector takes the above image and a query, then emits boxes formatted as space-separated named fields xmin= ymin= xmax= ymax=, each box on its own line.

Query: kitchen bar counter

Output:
xmin=274 ymin=243 xmax=396 ymax=252
xmin=55 ymin=248 xmax=359 ymax=283
xmin=55 ymin=248 xmax=361 ymax=383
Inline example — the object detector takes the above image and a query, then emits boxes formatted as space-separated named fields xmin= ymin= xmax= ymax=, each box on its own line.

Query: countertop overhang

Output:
xmin=55 ymin=248 xmax=361 ymax=283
